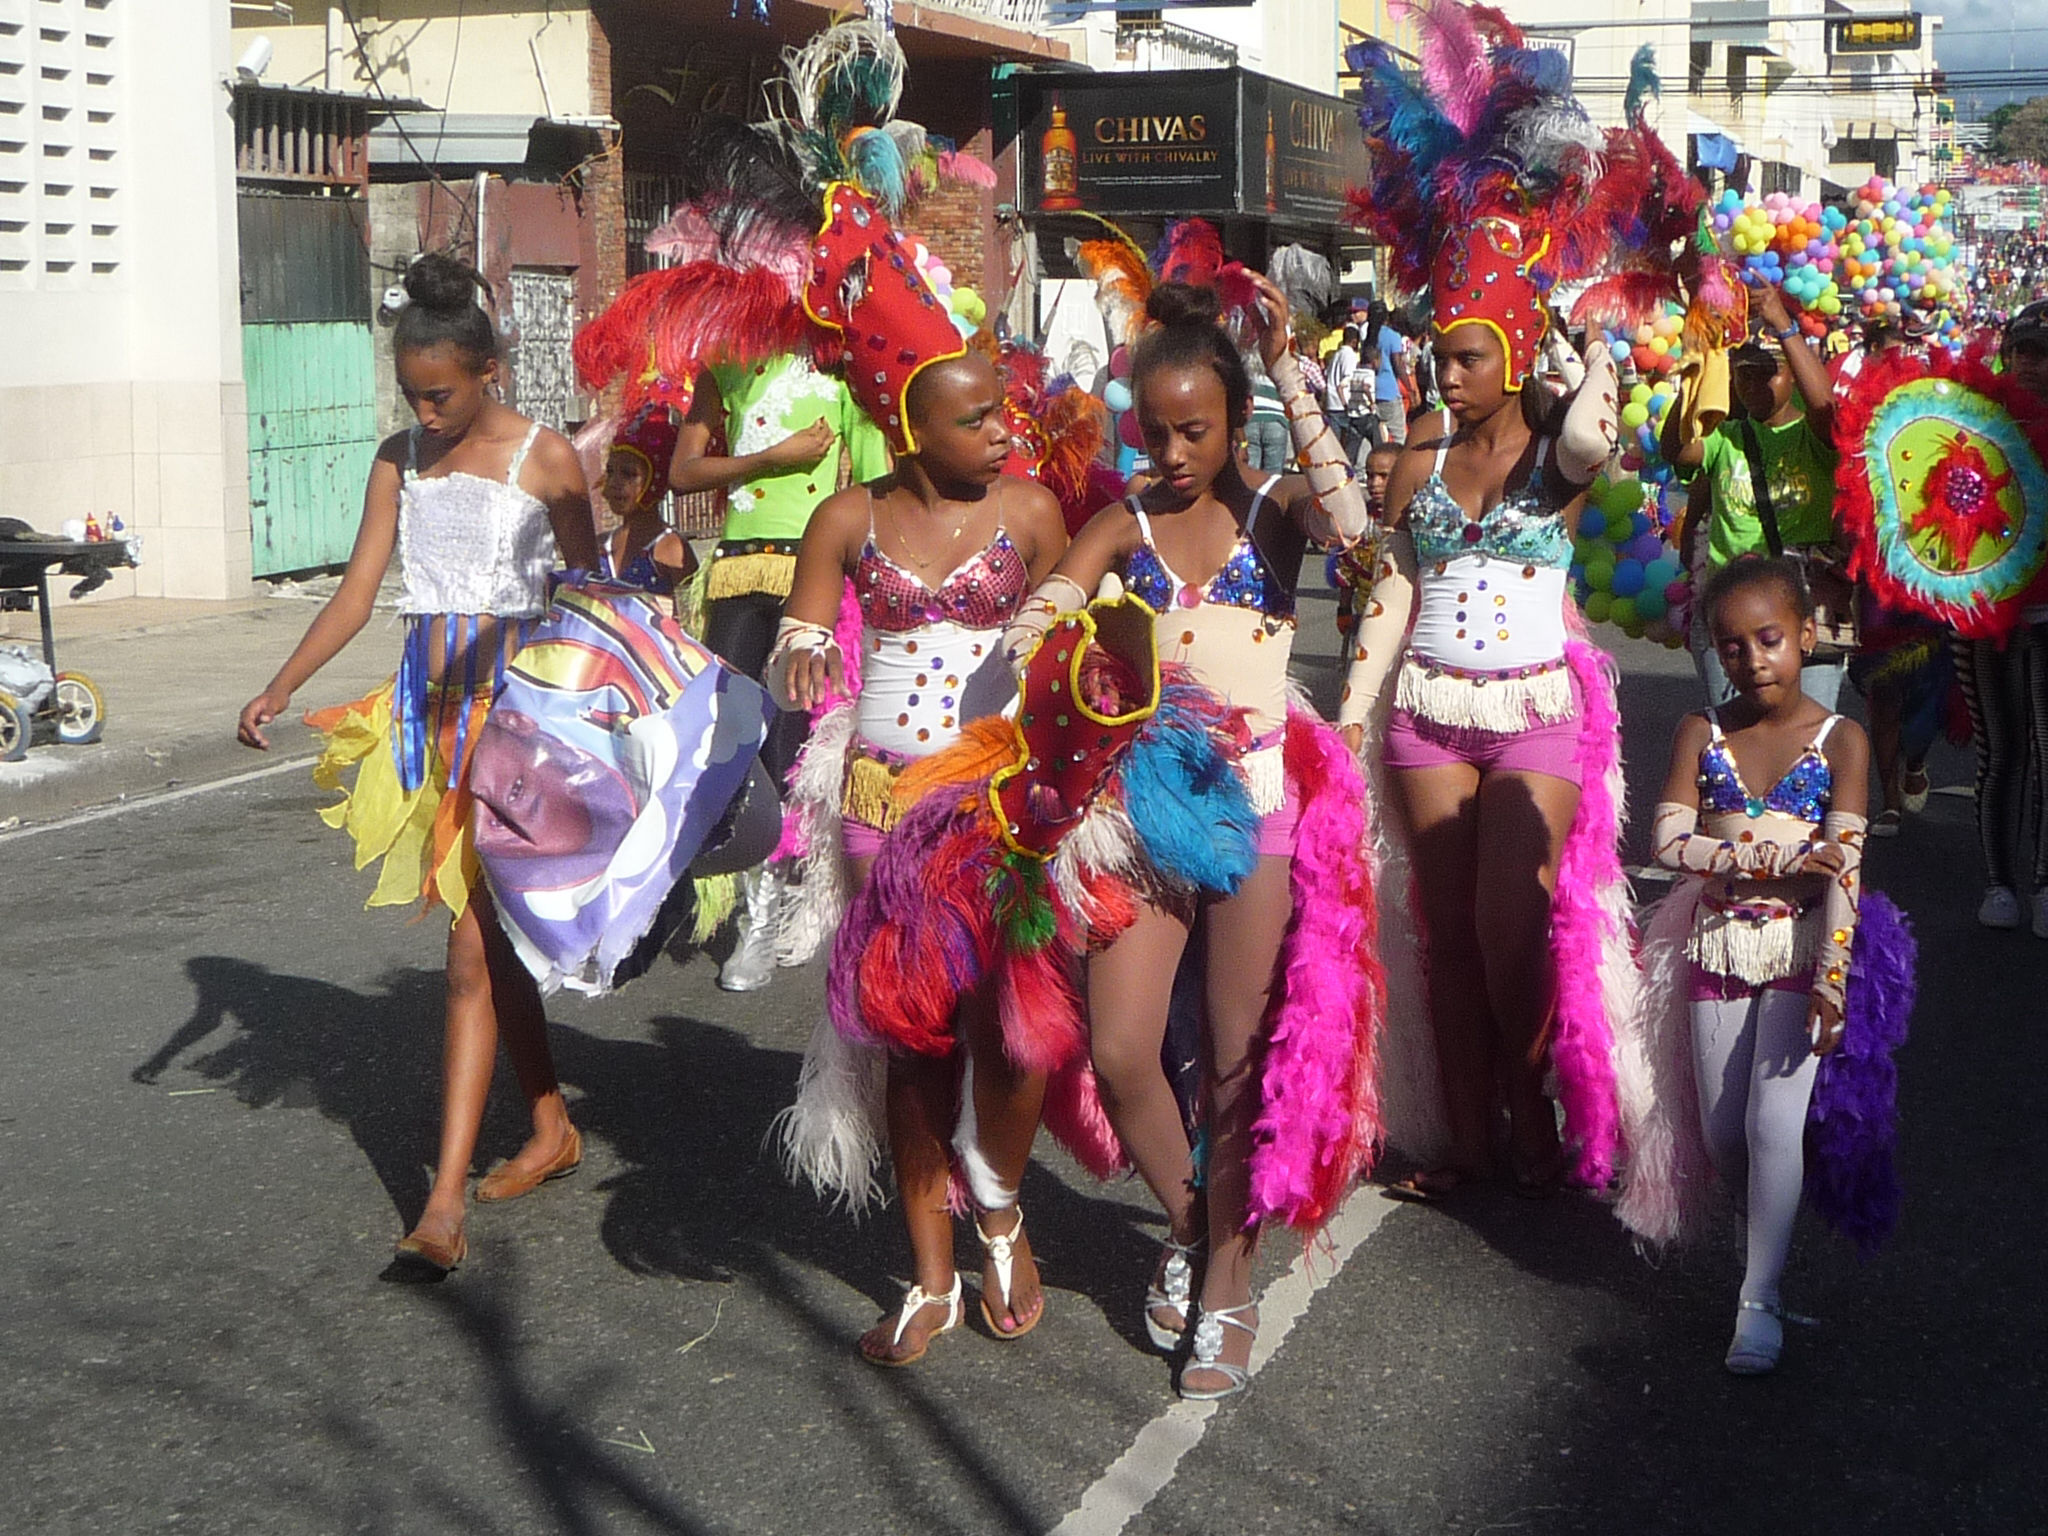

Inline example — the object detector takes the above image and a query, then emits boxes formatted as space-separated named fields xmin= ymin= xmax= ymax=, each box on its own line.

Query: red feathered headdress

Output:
xmin=803 ymin=182 xmax=970 ymax=456
xmin=1432 ymin=207 xmax=1550 ymax=391
xmin=607 ymin=405 xmax=680 ymax=510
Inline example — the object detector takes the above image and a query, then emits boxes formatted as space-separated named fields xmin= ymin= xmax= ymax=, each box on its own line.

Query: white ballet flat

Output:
xmin=1725 ymin=1298 xmax=1816 ymax=1376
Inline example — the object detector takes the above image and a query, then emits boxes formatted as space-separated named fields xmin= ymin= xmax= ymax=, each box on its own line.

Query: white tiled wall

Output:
xmin=0 ymin=0 xmax=123 ymax=292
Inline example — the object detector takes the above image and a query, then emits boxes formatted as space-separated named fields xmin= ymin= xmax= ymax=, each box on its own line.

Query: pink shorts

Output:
xmin=1382 ymin=674 xmax=1584 ymax=787
xmin=1258 ymin=778 xmax=1300 ymax=858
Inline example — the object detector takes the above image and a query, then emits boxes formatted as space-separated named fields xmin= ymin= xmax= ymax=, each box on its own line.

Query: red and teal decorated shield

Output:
xmin=1836 ymin=348 xmax=2048 ymax=640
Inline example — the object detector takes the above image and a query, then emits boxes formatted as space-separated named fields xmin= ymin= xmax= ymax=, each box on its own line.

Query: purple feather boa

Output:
xmin=1807 ymin=891 xmax=1915 ymax=1256
xmin=1549 ymin=632 xmax=1631 ymax=1185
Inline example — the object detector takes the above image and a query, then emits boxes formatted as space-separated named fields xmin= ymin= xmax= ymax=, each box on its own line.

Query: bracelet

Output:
xmin=1775 ymin=325 xmax=1801 ymax=343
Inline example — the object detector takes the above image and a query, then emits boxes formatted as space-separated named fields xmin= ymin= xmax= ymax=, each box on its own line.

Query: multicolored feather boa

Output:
xmin=1615 ymin=883 xmax=1914 ymax=1254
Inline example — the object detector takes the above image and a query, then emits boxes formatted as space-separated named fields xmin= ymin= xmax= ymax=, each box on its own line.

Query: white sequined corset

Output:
xmin=397 ymin=423 xmax=557 ymax=618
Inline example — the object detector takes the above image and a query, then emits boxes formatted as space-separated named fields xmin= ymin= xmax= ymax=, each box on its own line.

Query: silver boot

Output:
xmin=718 ymin=865 xmax=784 ymax=993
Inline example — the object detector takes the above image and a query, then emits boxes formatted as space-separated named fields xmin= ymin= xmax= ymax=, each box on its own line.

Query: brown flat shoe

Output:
xmin=475 ymin=1125 xmax=582 ymax=1203
xmin=394 ymin=1226 xmax=468 ymax=1272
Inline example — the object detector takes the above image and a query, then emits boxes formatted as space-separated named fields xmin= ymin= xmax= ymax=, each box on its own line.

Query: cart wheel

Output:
xmin=52 ymin=671 xmax=105 ymax=745
xmin=0 ymin=690 xmax=29 ymax=762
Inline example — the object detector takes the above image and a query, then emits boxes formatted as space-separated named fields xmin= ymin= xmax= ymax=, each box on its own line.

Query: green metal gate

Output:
xmin=239 ymin=194 xmax=377 ymax=577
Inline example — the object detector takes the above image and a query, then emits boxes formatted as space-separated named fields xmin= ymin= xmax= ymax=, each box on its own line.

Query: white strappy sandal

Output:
xmin=1178 ymin=1302 xmax=1258 ymax=1401
xmin=976 ymin=1209 xmax=1044 ymax=1340
xmin=864 ymin=1273 xmax=962 ymax=1368
xmin=1145 ymin=1236 xmax=1202 ymax=1353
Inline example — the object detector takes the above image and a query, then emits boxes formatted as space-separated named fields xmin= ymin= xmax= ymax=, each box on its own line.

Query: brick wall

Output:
xmin=913 ymin=126 xmax=997 ymax=309
xmin=585 ymin=8 xmax=625 ymax=317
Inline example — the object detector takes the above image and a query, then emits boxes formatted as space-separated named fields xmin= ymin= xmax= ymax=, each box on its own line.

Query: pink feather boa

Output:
xmin=1549 ymin=621 xmax=1633 ymax=1186
xmin=1246 ymin=708 xmax=1387 ymax=1234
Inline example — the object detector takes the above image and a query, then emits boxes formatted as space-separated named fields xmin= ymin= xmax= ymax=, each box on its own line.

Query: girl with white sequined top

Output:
xmin=1340 ymin=309 xmax=1622 ymax=1202
xmin=766 ymin=348 xmax=1069 ymax=1368
xmin=237 ymin=255 xmax=600 ymax=1275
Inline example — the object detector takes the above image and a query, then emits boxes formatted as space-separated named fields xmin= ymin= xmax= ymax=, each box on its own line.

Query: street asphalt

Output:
xmin=3 ymin=574 xmax=2043 ymax=1534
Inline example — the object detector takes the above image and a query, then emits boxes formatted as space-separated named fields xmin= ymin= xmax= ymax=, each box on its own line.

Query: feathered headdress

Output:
xmin=571 ymin=20 xmax=990 ymax=446
xmin=1346 ymin=1 xmax=1699 ymax=389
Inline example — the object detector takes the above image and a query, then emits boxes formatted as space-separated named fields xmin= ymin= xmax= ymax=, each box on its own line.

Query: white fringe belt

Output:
xmin=1241 ymin=741 xmax=1288 ymax=816
xmin=1687 ymin=896 xmax=1821 ymax=985
xmin=1396 ymin=657 xmax=1574 ymax=734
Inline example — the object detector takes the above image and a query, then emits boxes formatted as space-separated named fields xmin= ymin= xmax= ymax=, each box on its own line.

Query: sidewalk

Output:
xmin=0 ymin=585 xmax=397 ymax=827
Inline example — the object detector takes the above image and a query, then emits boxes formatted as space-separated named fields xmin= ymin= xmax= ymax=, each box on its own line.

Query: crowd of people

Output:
xmin=228 ymin=12 xmax=2048 ymax=1401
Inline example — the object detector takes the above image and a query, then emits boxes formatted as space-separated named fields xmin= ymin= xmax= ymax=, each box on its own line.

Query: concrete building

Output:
xmin=1050 ymin=0 xmax=1343 ymax=92
xmin=0 ymin=0 xmax=248 ymax=602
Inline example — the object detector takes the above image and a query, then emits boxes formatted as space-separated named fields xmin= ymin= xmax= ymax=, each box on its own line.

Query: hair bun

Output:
xmin=404 ymin=252 xmax=485 ymax=315
xmin=1145 ymin=281 xmax=1223 ymax=330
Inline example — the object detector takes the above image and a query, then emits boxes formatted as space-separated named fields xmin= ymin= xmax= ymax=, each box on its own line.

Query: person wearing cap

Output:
xmin=1664 ymin=282 xmax=1848 ymax=707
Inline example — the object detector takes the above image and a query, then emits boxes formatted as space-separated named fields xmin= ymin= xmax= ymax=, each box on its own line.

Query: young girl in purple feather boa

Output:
xmin=1619 ymin=555 xmax=1913 ymax=1376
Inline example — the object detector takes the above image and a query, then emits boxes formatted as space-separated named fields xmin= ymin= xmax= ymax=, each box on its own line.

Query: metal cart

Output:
xmin=0 ymin=531 xmax=136 ymax=761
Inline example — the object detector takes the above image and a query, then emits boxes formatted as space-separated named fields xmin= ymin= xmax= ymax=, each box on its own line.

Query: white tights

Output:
xmin=1689 ymin=982 xmax=1819 ymax=1307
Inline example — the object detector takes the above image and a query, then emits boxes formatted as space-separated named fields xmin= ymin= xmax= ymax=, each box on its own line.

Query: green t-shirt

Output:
xmin=709 ymin=355 xmax=892 ymax=542
xmin=1690 ymin=413 xmax=1840 ymax=568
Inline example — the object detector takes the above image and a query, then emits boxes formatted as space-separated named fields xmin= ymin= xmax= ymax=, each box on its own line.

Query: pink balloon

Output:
xmin=1117 ymin=410 xmax=1144 ymax=449
xmin=1109 ymin=345 xmax=1132 ymax=381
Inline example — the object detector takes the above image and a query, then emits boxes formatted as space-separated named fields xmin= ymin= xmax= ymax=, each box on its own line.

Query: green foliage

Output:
xmin=1987 ymin=97 xmax=2048 ymax=164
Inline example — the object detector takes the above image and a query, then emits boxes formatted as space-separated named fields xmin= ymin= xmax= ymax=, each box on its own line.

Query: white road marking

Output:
xmin=1050 ymin=1189 xmax=1400 ymax=1536
xmin=0 ymin=754 xmax=316 ymax=844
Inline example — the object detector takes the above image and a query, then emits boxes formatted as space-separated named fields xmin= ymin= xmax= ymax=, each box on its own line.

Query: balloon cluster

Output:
xmin=1570 ymin=475 xmax=1690 ymax=648
xmin=1838 ymin=176 xmax=1961 ymax=332
xmin=1101 ymin=345 xmax=1143 ymax=476
xmin=1605 ymin=303 xmax=1686 ymax=499
xmin=1711 ymin=189 xmax=1846 ymax=327
xmin=909 ymin=240 xmax=986 ymax=338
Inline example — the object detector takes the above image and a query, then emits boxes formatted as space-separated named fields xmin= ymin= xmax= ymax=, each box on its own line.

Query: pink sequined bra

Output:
xmin=856 ymin=528 xmax=1028 ymax=634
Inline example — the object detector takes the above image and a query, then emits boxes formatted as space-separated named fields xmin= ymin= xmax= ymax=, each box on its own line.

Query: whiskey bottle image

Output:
xmin=1040 ymin=97 xmax=1081 ymax=212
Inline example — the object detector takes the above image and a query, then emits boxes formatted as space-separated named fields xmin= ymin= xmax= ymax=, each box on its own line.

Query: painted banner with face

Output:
xmin=471 ymin=578 xmax=771 ymax=994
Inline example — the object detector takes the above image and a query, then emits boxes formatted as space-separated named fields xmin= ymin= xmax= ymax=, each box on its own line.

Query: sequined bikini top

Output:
xmin=855 ymin=495 xmax=1028 ymax=635
xmin=1408 ymin=430 xmax=1574 ymax=571
xmin=1698 ymin=711 xmax=1838 ymax=823
xmin=1123 ymin=478 xmax=1295 ymax=623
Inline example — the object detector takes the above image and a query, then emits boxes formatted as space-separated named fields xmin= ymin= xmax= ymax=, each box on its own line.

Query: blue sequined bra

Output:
xmin=1698 ymin=711 xmax=1838 ymax=823
xmin=1123 ymin=479 xmax=1295 ymax=622
xmin=1408 ymin=433 xmax=1574 ymax=571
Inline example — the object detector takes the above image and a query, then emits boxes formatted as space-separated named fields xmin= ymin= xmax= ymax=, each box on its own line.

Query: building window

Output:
xmin=0 ymin=0 xmax=122 ymax=291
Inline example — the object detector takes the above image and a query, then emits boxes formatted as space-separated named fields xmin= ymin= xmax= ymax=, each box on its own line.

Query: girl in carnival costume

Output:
xmin=765 ymin=217 xmax=1071 ymax=1364
xmin=1618 ymin=556 xmax=1912 ymax=1374
xmin=236 ymin=254 xmax=602 ymax=1272
xmin=1340 ymin=0 xmax=1653 ymax=1198
xmin=599 ymin=405 xmax=698 ymax=604
xmin=998 ymin=267 xmax=1385 ymax=1400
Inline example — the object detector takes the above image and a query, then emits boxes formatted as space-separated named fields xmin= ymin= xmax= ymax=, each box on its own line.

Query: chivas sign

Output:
xmin=1019 ymin=69 xmax=1239 ymax=216
xmin=1016 ymin=68 xmax=1364 ymax=225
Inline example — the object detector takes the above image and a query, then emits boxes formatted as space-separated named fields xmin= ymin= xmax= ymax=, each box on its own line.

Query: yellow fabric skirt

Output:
xmin=307 ymin=678 xmax=493 ymax=923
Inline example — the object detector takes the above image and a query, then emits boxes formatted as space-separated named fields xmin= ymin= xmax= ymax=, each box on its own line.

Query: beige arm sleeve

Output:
xmin=1268 ymin=348 xmax=1370 ymax=545
xmin=1336 ymin=527 xmax=1416 ymax=729
xmin=1554 ymin=340 xmax=1621 ymax=487
xmin=1001 ymin=573 xmax=1090 ymax=673
xmin=1650 ymin=800 xmax=1827 ymax=878
xmin=764 ymin=617 xmax=838 ymax=713
xmin=1811 ymin=810 xmax=1867 ymax=1016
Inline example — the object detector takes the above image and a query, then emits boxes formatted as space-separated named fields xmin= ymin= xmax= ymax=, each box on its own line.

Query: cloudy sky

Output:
xmin=1921 ymin=0 xmax=2044 ymax=115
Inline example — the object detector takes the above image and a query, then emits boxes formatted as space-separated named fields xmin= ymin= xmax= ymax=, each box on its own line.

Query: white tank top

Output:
xmin=397 ymin=422 xmax=558 ymax=618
